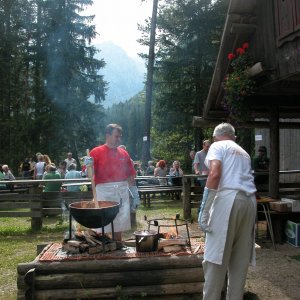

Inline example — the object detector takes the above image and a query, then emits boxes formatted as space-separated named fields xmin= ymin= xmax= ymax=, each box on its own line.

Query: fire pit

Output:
xmin=68 ymin=200 xmax=119 ymax=240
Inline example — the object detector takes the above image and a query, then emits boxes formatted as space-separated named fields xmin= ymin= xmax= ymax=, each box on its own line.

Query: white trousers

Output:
xmin=95 ymin=181 xmax=131 ymax=233
xmin=203 ymin=192 xmax=256 ymax=300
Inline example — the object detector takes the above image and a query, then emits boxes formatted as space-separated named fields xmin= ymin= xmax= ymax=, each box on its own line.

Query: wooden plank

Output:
xmin=0 ymin=194 xmax=40 ymax=200
xmin=0 ymin=202 xmax=41 ymax=209
xmin=0 ymin=211 xmax=42 ymax=217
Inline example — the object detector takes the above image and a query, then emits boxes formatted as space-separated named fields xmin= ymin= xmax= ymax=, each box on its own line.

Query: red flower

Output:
xmin=242 ymin=42 xmax=249 ymax=49
xmin=236 ymin=47 xmax=245 ymax=55
xmin=227 ymin=53 xmax=235 ymax=60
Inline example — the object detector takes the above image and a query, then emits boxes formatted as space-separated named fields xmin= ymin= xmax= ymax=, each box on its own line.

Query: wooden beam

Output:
xmin=230 ymin=23 xmax=256 ymax=34
xmin=269 ymin=107 xmax=279 ymax=199
xmin=192 ymin=116 xmax=300 ymax=129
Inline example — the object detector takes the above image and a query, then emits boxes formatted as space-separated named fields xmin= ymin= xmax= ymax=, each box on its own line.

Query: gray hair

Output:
xmin=213 ymin=123 xmax=235 ymax=138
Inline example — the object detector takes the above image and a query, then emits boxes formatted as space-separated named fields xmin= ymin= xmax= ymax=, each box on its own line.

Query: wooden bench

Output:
xmin=138 ymin=186 xmax=182 ymax=207
xmin=0 ymin=187 xmax=29 ymax=194
xmin=0 ymin=191 xmax=93 ymax=231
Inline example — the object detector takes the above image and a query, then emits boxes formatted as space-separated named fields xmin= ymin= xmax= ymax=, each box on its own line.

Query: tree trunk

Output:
xmin=142 ymin=0 xmax=159 ymax=166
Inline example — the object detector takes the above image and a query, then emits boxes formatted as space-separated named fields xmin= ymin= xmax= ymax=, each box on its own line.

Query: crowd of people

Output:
xmin=0 ymin=121 xmax=271 ymax=299
xmin=0 ymin=152 xmax=87 ymax=192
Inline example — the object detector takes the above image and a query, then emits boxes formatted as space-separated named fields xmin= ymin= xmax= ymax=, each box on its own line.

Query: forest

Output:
xmin=0 ymin=0 xmax=228 ymax=173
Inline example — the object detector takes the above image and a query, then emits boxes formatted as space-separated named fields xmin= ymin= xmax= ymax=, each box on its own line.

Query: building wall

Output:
xmin=255 ymin=126 xmax=300 ymax=183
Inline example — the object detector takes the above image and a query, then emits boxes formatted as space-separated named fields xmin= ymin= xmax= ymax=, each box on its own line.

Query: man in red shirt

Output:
xmin=90 ymin=124 xmax=139 ymax=241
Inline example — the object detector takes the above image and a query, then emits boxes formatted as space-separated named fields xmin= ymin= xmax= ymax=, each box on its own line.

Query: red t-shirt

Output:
xmin=90 ymin=145 xmax=136 ymax=185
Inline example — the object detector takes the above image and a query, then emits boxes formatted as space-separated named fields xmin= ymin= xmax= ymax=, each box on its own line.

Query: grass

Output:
xmin=0 ymin=197 xmax=185 ymax=300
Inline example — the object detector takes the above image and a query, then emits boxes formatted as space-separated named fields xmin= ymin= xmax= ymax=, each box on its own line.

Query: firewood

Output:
xmin=162 ymin=245 xmax=183 ymax=252
xmin=88 ymin=245 xmax=103 ymax=254
xmin=158 ymin=239 xmax=186 ymax=250
xmin=66 ymin=240 xmax=82 ymax=247
xmin=62 ymin=243 xmax=80 ymax=254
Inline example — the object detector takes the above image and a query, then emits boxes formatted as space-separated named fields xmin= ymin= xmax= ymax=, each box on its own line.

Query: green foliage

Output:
xmin=105 ymin=91 xmax=146 ymax=160
xmin=0 ymin=0 xmax=107 ymax=171
xmin=223 ymin=43 xmax=256 ymax=123
xmin=138 ymin=0 xmax=228 ymax=162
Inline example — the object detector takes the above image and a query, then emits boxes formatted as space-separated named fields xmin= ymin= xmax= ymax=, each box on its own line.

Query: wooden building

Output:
xmin=193 ymin=0 xmax=300 ymax=197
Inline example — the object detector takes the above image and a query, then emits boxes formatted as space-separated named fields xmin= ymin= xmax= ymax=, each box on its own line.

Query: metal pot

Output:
xmin=69 ymin=200 xmax=119 ymax=228
xmin=134 ymin=230 xmax=159 ymax=252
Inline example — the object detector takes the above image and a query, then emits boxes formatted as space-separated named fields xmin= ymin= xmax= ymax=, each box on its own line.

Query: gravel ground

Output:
xmin=189 ymin=222 xmax=300 ymax=300
xmin=245 ymin=242 xmax=300 ymax=300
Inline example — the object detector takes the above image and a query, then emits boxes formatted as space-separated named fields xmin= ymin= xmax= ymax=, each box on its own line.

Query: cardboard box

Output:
xmin=281 ymin=198 xmax=300 ymax=212
xmin=269 ymin=201 xmax=292 ymax=212
xmin=285 ymin=220 xmax=300 ymax=247
xmin=269 ymin=201 xmax=290 ymax=212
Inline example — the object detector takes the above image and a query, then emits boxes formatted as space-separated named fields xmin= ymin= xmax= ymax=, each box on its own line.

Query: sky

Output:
xmin=86 ymin=0 xmax=153 ymax=59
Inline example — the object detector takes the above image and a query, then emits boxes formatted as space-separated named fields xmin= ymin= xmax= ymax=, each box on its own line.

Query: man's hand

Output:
xmin=198 ymin=187 xmax=217 ymax=232
xmin=128 ymin=186 xmax=140 ymax=213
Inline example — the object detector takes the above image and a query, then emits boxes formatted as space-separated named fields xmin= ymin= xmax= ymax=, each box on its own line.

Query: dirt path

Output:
xmin=189 ymin=222 xmax=300 ymax=300
xmin=245 ymin=243 xmax=300 ymax=300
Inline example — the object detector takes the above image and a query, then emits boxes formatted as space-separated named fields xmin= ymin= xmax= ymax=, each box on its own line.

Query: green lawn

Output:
xmin=0 ymin=197 xmax=189 ymax=300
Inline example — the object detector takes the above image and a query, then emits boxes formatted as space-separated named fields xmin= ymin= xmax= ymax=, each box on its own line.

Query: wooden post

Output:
xmin=31 ymin=199 xmax=42 ymax=231
xmin=269 ymin=107 xmax=279 ymax=198
xmin=183 ymin=176 xmax=191 ymax=219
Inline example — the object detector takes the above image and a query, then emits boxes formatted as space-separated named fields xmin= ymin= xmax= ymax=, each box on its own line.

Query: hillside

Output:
xmin=94 ymin=42 xmax=145 ymax=107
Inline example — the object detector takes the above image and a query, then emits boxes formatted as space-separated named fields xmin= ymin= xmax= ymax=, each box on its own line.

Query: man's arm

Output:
xmin=194 ymin=152 xmax=200 ymax=174
xmin=206 ymin=159 xmax=222 ymax=189
xmin=198 ymin=159 xmax=221 ymax=232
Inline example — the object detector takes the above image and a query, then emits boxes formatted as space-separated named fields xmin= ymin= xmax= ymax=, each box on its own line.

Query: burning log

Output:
xmin=62 ymin=229 xmax=120 ymax=254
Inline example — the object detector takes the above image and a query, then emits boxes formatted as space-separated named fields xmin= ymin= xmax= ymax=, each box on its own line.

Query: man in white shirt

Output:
xmin=198 ymin=123 xmax=257 ymax=300
xmin=64 ymin=152 xmax=77 ymax=170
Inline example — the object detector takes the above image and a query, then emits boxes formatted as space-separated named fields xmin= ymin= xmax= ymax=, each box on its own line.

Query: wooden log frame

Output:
xmin=17 ymin=254 xmax=204 ymax=300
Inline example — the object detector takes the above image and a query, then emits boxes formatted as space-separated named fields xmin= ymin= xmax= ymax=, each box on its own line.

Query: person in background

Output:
xmin=29 ymin=157 xmax=36 ymax=177
xmin=57 ymin=161 xmax=68 ymax=179
xmin=43 ymin=154 xmax=52 ymax=166
xmin=2 ymin=164 xmax=16 ymax=191
xmin=145 ymin=161 xmax=155 ymax=176
xmin=169 ymin=160 xmax=183 ymax=188
xmin=89 ymin=124 xmax=140 ymax=241
xmin=0 ymin=165 xmax=7 ymax=189
xmin=198 ymin=123 xmax=256 ymax=300
xmin=43 ymin=164 xmax=62 ymax=192
xmin=64 ymin=163 xmax=82 ymax=192
xmin=194 ymin=140 xmax=211 ymax=187
xmin=189 ymin=150 xmax=196 ymax=173
xmin=34 ymin=154 xmax=45 ymax=180
xmin=154 ymin=160 xmax=168 ymax=185
xmin=65 ymin=152 xmax=77 ymax=170
xmin=134 ymin=162 xmax=143 ymax=176
xmin=2 ymin=164 xmax=15 ymax=180
xmin=253 ymin=145 xmax=269 ymax=185
xmin=169 ymin=160 xmax=184 ymax=177
xmin=194 ymin=140 xmax=211 ymax=176
xmin=20 ymin=158 xmax=31 ymax=178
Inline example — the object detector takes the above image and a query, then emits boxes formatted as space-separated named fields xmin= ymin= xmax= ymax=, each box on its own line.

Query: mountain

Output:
xmin=94 ymin=42 xmax=145 ymax=108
